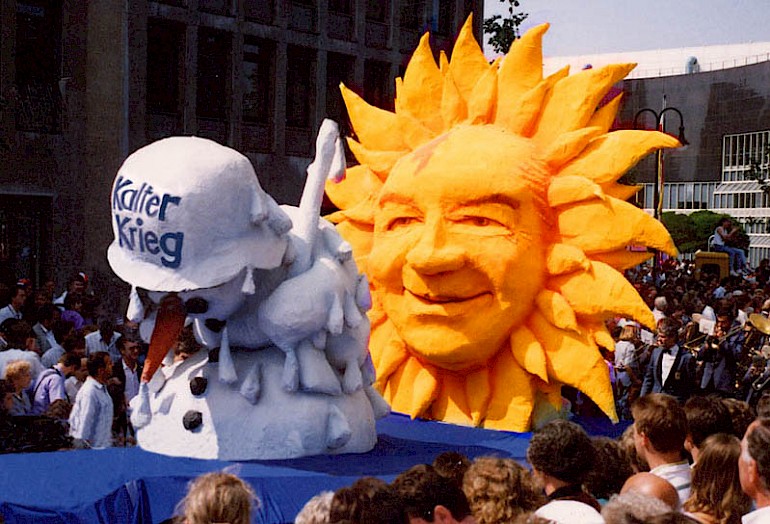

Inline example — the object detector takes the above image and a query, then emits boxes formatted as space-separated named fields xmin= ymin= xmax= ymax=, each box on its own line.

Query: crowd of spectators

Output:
xmin=0 ymin=272 xmax=142 ymax=450
xmin=4 ymin=260 xmax=770 ymax=522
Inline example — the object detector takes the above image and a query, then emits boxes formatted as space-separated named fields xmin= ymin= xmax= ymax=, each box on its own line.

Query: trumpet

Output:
xmin=682 ymin=324 xmax=745 ymax=352
xmin=752 ymin=371 xmax=770 ymax=392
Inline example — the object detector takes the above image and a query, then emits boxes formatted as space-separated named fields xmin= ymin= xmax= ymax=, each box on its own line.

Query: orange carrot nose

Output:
xmin=141 ymin=293 xmax=186 ymax=383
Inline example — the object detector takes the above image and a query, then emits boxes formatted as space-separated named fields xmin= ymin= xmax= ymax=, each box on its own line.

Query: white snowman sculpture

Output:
xmin=107 ymin=121 xmax=388 ymax=460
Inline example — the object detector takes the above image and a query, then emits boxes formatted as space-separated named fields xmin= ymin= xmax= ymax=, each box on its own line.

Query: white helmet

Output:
xmin=108 ymin=136 xmax=292 ymax=292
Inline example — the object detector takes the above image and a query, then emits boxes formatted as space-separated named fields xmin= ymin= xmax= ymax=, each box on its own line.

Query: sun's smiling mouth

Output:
xmin=406 ymin=289 xmax=490 ymax=304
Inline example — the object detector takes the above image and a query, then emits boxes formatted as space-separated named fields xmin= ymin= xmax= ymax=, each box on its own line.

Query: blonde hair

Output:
xmin=294 ymin=491 xmax=333 ymax=524
xmin=4 ymin=360 xmax=32 ymax=387
xmin=463 ymin=457 xmax=545 ymax=524
xmin=683 ymin=433 xmax=752 ymax=524
xmin=178 ymin=472 xmax=258 ymax=524
xmin=619 ymin=325 xmax=638 ymax=342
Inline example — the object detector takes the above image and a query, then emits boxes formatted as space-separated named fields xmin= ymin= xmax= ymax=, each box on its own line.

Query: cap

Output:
xmin=108 ymin=137 xmax=292 ymax=292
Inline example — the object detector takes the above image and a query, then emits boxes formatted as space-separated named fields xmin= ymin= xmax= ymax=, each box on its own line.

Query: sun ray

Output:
xmin=556 ymin=196 xmax=678 ymax=255
xmin=547 ymin=175 xmax=605 ymax=207
xmin=558 ymin=130 xmax=681 ymax=184
xmin=385 ymin=355 xmax=439 ymax=418
xmin=588 ymin=93 xmax=624 ymax=132
xmin=510 ymin=325 xmax=549 ymax=382
xmin=528 ymin=311 xmax=617 ymax=421
xmin=545 ymin=243 xmax=591 ymax=276
xmin=550 ymin=260 xmax=656 ymax=329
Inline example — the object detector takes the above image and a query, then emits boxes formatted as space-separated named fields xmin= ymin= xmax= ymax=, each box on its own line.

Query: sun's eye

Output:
xmin=387 ymin=216 xmax=420 ymax=231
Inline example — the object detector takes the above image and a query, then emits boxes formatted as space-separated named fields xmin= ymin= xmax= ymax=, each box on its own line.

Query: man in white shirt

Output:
xmin=69 ymin=352 xmax=114 ymax=449
xmin=84 ymin=320 xmax=121 ymax=362
xmin=0 ymin=286 xmax=26 ymax=325
xmin=632 ymin=393 xmax=692 ymax=506
xmin=739 ymin=418 xmax=770 ymax=523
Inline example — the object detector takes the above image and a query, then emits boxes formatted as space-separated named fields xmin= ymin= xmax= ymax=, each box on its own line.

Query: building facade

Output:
xmin=0 ymin=0 xmax=483 ymax=303
xmin=618 ymin=59 xmax=770 ymax=266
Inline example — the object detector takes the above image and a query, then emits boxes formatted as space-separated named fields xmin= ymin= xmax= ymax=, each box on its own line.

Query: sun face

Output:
xmin=326 ymin=17 xmax=679 ymax=431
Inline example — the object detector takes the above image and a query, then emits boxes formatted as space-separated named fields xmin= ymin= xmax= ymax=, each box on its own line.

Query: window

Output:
xmin=400 ymin=0 xmax=424 ymax=29
xmin=364 ymin=60 xmax=392 ymax=111
xmin=197 ymin=28 xmax=231 ymax=120
xmin=286 ymin=46 xmax=315 ymax=129
xmin=147 ymin=19 xmax=185 ymax=115
xmin=436 ymin=0 xmax=455 ymax=36
xmin=329 ymin=0 xmax=352 ymax=14
xmin=244 ymin=0 xmax=274 ymax=23
xmin=366 ymin=0 xmax=388 ymax=22
xmin=15 ymin=0 xmax=62 ymax=133
xmin=326 ymin=53 xmax=355 ymax=137
xmin=242 ymin=37 xmax=274 ymax=124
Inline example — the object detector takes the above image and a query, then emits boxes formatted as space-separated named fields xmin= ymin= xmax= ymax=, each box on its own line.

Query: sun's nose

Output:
xmin=406 ymin=219 xmax=468 ymax=275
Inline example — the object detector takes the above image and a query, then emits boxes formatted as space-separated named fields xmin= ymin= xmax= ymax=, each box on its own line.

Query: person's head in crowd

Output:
xmin=63 ymin=292 xmax=83 ymax=312
xmin=4 ymin=320 xmax=38 ymax=353
xmin=585 ymin=436 xmax=633 ymax=501
xmin=117 ymin=335 xmax=141 ymax=368
xmin=683 ymin=433 xmax=751 ymax=524
xmin=620 ymin=425 xmax=649 ymax=473
xmin=601 ymin=492 xmax=670 ymax=524
xmin=73 ymin=356 xmax=89 ymax=383
xmin=621 ymin=473 xmax=680 ymax=510
xmin=98 ymin=319 xmax=115 ymax=343
xmin=6 ymin=285 xmax=27 ymax=312
xmin=52 ymin=319 xmax=75 ymax=345
xmin=462 ymin=456 xmax=545 ymax=524
xmin=757 ymin=393 xmax=770 ymax=419
xmin=295 ymin=491 xmax=334 ymax=524
xmin=393 ymin=464 xmax=475 ymax=524
xmin=37 ymin=303 xmax=61 ymax=330
xmin=42 ymin=279 xmax=56 ymax=299
xmin=330 ymin=477 xmax=402 ymax=524
xmin=643 ymin=513 xmax=701 ymax=524
xmin=62 ymin=333 xmax=86 ymax=358
xmin=0 ymin=378 xmax=15 ymax=416
xmin=86 ymin=352 xmax=113 ymax=385
xmin=683 ymin=396 xmax=733 ymax=463
xmin=176 ymin=471 xmax=258 ymax=524
xmin=174 ymin=325 xmax=201 ymax=363
xmin=433 ymin=451 xmax=471 ymax=490
xmin=739 ymin=417 xmax=770 ymax=509
xmin=658 ymin=319 xmax=683 ymax=351
xmin=66 ymin=273 xmax=87 ymax=295
xmin=631 ymin=394 xmax=687 ymax=469
xmin=722 ymin=398 xmax=756 ymax=439
xmin=4 ymin=359 xmax=32 ymax=394
xmin=58 ymin=352 xmax=82 ymax=377
xmin=618 ymin=323 xmax=639 ymax=342
xmin=653 ymin=296 xmax=667 ymax=314
xmin=527 ymin=419 xmax=596 ymax=492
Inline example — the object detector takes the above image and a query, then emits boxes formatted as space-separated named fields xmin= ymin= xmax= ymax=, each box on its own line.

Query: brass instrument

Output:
xmin=682 ymin=324 xmax=745 ymax=353
xmin=751 ymin=367 xmax=770 ymax=392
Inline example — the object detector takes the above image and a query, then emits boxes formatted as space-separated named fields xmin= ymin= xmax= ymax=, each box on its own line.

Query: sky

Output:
xmin=483 ymin=0 xmax=770 ymax=57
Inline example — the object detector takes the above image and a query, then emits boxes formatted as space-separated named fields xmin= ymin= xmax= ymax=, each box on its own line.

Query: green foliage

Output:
xmin=661 ymin=210 xmax=744 ymax=253
xmin=483 ymin=0 xmax=528 ymax=54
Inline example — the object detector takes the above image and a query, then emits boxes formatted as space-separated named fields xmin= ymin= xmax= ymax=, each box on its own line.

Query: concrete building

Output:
xmin=0 ymin=0 xmax=483 ymax=304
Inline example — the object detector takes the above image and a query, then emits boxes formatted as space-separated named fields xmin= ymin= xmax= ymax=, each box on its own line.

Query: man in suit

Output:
xmin=698 ymin=306 xmax=743 ymax=398
xmin=640 ymin=318 xmax=697 ymax=404
xmin=108 ymin=335 xmax=142 ymax=443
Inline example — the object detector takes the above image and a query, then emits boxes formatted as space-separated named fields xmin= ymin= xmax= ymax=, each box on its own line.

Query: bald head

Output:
xmin=621 ymin=472 xmax=680 ymax=510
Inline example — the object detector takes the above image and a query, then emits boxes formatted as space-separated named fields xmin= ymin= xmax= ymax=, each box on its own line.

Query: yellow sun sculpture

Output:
xmin=325 ymin=17 xmax=679 ymax=431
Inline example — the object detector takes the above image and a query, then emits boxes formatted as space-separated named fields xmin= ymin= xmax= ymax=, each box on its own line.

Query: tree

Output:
xmin=483 ymin=0 xmax=528 ymax=55
xmin=661 ymin=210 xmax=746 ymax=254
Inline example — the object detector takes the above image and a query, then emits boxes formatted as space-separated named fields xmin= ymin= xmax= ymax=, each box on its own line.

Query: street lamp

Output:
xmin=633 ymin=104 xmax=687 ymax=283
xmin=632 ymin=106 xmax=688 ymax=221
